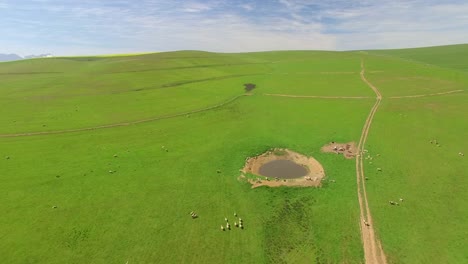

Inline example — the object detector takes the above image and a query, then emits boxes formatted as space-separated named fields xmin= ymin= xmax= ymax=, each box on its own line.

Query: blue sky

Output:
xmin=1 ymin=0 xmax=468 ymax=56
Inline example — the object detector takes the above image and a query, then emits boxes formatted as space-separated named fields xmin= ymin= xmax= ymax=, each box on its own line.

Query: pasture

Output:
xmin=1 ymin=46 xmax=467 ymax=263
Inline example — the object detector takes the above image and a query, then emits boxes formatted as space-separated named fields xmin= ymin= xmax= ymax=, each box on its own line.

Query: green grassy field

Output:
xmin=362 ymin=46 xmax=468 ymax=263
xmin=1 ymin=46 xmax=467 ymax=263
xmin=366 ymin=44 xmax=468 ymax=72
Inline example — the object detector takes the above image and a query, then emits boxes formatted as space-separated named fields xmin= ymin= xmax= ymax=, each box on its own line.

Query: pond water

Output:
xmin=258 ymin=160 xmax=308 ymax=179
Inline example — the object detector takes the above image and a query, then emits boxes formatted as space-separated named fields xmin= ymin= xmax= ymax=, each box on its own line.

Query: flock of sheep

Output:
xmin=389 ymin=198 xmax=404 ymax=206
xmin=430 ymin=139 xmax=464 ymax=156
xmin=221 ymin=213 xmax=244 ymax=231
xmin=188 ymin=211 xmax=245 ymax=231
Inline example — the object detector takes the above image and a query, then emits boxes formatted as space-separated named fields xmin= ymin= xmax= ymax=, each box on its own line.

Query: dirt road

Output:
xmin=264 ymin=93 xmax=371 ymax=99
xmin=0 ymin=94 xmax=247 ymax=138
xmin=357 ymin=59 xmax=387 ymax=264
xmin=389 ymin=89 xmax=463 ymax=98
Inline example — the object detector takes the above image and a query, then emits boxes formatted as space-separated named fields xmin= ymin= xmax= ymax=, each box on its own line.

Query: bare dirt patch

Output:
xmin=241 ymin=148 xmax=325 ymax=188
xmin=321 ymin=142 xmax=357 ymax=159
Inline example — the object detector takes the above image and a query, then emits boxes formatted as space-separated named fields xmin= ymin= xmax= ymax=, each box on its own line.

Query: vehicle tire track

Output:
xmin=388 ymin=89 xmax=464 ymax=98
xmin=357 ymin=59 xmax=387 ymax=264
xmin=263 ymin=93 xmax=371 ymax=99
xmin=0 ymin=94 xmax=248 ymax=138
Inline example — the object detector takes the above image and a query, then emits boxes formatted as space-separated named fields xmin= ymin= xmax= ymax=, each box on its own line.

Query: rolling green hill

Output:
xmin=367 ymin=44 xmax=468 ymax=71
xmin=1 ymin=46 xmax=467 ymax=263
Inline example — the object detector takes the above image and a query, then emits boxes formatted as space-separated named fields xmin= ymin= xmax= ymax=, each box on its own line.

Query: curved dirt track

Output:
xmin=264 ymin=93 xmax=371 ymax=99
xmin=0 ymin=94 xmax=247 ymax=138
xmin=389 ymin=89 xmax=464 ymax=98
xmin=357 ymin=60 xmax=387 ymax=264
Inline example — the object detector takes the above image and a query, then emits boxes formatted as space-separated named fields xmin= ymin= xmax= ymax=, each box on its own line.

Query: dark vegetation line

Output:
xmin=0 ymin=94 xmax=249 ymax=138
xmin=5 ymin=74 xmax=266 ymax=100
xmin=0 ymin=72 xmax=64 ymax=75
xmin=130 ymin=73 xmax=265 ymax=93
xmin=58 ymin=55 xmax=223 ymax=61
xmin=104 ymin=62 xmax=271 ymax=74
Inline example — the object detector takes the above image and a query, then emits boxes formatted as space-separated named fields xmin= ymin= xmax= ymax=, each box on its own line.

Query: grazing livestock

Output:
xmin=221 ymin=225 xmax=225 ymax=231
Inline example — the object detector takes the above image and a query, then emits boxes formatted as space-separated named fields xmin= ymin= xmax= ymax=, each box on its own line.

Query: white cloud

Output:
xmin=240 ymin=4 xmax=253 ymax=11
xmin=323 ymin=1 xmax=468 ymax=50
xmin=182 ymin=2 xmax=213 ymax=13
xmin=124 ymin=13 xmax=336 ymax=52
xmin=2 ymin=0 xmax=468 ymax=55
xmin=337 ymin=31 xmax=468 ymax=51
xmin=277 ymin=0 xmax=308 ymax=11
xmin=278 ymin=0 xmax=294 ymax=9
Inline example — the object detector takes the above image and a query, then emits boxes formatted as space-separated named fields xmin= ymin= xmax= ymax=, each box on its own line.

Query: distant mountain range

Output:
xmin=0 ymin=53 xmax=53 ymax=62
